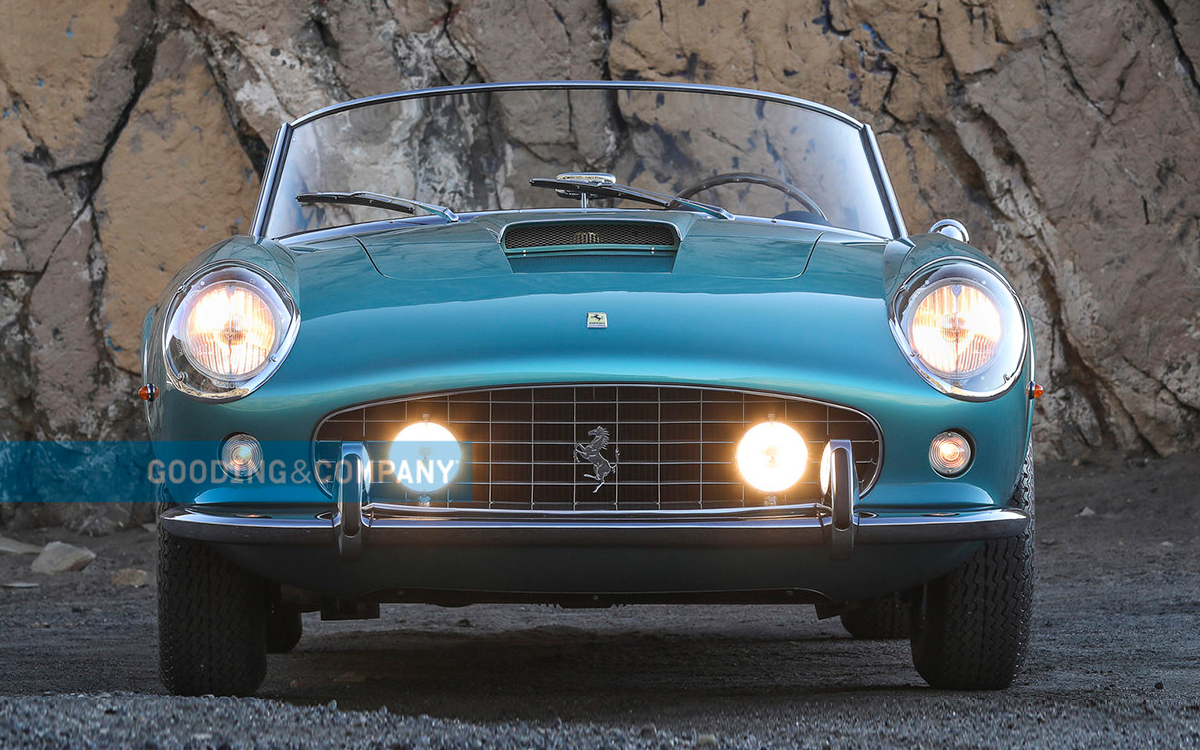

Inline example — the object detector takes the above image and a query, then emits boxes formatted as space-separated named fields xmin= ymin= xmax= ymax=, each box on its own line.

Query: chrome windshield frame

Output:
xmin=250 ymin=81 xmax=908 ymax=241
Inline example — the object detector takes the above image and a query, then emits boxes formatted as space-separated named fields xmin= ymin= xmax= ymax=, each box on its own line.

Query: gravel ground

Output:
xmin=1 ymin=454 xmax=1198 ymax=749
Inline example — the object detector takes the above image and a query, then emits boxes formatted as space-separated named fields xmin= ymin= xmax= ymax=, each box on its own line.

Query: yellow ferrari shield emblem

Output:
xmin=586 ymin=312 xmax=608 ymax=329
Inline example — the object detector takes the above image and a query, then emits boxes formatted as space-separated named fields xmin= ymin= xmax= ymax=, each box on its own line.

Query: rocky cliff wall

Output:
xmin=1 ymin=0 xmax=1197 ymax=530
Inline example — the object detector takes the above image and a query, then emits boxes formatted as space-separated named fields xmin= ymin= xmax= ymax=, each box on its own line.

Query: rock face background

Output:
xmin=1 ymin=0 xmax=1197 ymax=529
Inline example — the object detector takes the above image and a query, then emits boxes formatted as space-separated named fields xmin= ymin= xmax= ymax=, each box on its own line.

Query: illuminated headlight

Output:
xmin=736 ymin=421 xmax=807 ymax=493
xmin=163 ymin=263 xmax=298 ymax=400
xmin=891 ymin=262 xmax=1026 ymax=399
xmin=220 ymin=433 xmax=263 ymax=479
xmin=388 ymin=421 xmax=463 ymax=493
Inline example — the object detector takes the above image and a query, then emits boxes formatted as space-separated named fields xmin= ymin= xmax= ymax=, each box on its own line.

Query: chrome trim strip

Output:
xmin=862 ymin=125 xmax=907 ymax=239
xmin=251 ymin=123 xmax=292 ymax=240
xmin=364 ymin=501 xmax=832 ymax=521
xmin=160 ymin=506 xmax=1029 ymax=547
xmin=290 ymin=81 xmax=868 ymax=131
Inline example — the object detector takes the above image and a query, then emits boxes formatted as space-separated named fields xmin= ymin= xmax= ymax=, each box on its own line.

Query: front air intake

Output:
xmin=502 ymin=222 xmax=678 ymax=251
xmin=314 ymin=384 xmax=882 ymax=513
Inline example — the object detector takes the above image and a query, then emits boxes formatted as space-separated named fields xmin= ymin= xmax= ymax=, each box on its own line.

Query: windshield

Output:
xmin=262 ymin=84 xmax=899 ymax=238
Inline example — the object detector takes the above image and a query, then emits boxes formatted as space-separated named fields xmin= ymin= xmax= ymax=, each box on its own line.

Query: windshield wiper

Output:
xmin=297 ymin=191 xmax=459 ymax=223
xmin=529 ymin=178 xmax=732 ymax=220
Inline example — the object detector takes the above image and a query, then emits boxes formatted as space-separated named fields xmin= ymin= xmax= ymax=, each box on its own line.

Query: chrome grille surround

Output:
xmin=502 ymin=221 xmax=678 ymax=251
xmin=313 ymin=384 xmax=882 ymax=513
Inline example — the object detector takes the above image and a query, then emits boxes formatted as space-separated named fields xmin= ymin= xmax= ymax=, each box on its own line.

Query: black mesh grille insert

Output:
xmin=314 ymin=385 xmax=882 ymax=514
xmin=503 ymin=222 xmax=678 ymax=250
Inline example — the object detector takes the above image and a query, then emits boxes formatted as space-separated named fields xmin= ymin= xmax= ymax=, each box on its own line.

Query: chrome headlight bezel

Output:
xmin=162 ymin=261 xmax=300 ymax=402
xmin=889 ymin=259 xmax=1027 ymax=401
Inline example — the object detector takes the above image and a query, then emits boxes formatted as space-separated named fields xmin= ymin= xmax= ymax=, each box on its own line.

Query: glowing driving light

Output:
xmin=929 ymin=430 xmax=972 ymax=476
xmin=736 ymin=420 xmax=807 ymax=493
xmin=389 ymin=420 xmax=462 ymax=493
xmin=221 ymin=433 xmax=262 ymax=479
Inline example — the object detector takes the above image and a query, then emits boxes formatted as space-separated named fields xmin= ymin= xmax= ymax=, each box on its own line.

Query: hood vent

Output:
xmin=503 ymin=221 xmax=678 ymax=252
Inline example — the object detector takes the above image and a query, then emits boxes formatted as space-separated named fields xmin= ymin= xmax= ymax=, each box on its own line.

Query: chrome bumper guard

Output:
xmin=161 ymin=441 xmax=1030 ymax=557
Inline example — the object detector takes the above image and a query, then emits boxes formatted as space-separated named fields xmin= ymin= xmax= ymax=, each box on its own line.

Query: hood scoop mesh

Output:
xmin=503 ymin=222 xmax=678 ymax=252
xmin=502 ymin=221 xmax=680 ymax=273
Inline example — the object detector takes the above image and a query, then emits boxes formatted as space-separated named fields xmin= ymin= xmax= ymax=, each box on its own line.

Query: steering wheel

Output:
xmin=676 ymin=172 xmax=827 ymax=219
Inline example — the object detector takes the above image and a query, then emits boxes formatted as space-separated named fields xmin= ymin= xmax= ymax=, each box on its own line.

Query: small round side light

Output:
xmin=221 ymin=434 xmax=263 ymax=479
xmin=929 ymin=431 xmax=972 ymax=477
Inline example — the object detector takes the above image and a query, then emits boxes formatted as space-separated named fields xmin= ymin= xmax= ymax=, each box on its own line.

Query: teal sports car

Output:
xmin=142 ymin=82 xmax=1038 ymax=696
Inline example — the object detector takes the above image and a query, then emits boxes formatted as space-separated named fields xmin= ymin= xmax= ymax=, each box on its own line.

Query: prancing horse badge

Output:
xmin=586 ymin=312 xmax=608 ymax=328
xmin=575 ymin=426 xmax=618 ymax=492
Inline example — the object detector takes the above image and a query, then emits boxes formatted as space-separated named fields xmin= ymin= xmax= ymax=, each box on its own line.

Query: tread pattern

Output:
xmin=841 ymin=594 xmax=912 ymax=640
xmin=158 ymin=529 xmax=267 ymax=696
xmin=910 ymin=447 xmax=1035 ymax=689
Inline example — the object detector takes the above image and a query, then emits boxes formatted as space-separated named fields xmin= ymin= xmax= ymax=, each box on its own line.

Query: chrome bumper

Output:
xmin=161 ymin=504 xmax=1029 ymax=547
xmin=161 ymin=440 xmax=1028 ymax=555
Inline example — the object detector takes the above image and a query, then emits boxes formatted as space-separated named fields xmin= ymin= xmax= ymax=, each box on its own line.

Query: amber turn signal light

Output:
xmin=138 ymin=384 xmax=158 ymax=402
xmin=1028 ymin=381 xmax=1044 ymax=399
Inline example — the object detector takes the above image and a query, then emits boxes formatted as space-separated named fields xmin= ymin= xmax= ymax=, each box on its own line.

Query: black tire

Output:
xmin=158 ymin=528 xmax=267 ymax=696
xmin=840 ymin=594 xmax=911 ymax=639
xmin=265 ymin=606 xmax=303 ymax=654
xmin=910 ymin=448 xmax=1035 ymax=689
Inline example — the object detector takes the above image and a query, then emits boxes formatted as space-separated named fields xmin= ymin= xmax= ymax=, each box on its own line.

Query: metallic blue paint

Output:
xmin=144 ymin=86 xmax=1035 ymax=603
xmin=145 ymin=210 xmax=1033 ymax=519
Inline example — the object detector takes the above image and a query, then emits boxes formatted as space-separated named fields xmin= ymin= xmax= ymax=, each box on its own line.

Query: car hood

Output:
xmin=255 ymin=219 xmax=900 ymax=414
xmin=342 ymin=211 xmax=829 ymax=282
xmin=283 ymin=212 xmax=892 ymax=322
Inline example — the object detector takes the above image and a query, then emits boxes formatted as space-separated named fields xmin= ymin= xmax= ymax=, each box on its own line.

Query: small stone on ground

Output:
xmin=111 ymin=568 xmax=149 ymax=587
xmin=0 ymin=537 xmax=42 ymax=556
xmin=30 ymin=542 xmax=96 ymax=574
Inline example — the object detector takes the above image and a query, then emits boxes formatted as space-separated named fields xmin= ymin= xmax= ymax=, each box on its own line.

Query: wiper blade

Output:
xmin=297 ymin=191 xmax=459 ymax=223
xmin=529 ymin=178 xmax=732 ymax=220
